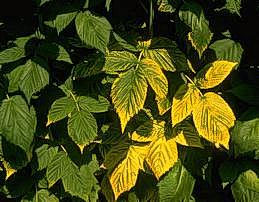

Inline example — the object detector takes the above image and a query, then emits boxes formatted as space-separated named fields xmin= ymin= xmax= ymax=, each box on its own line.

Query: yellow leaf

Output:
xmin=77 ymin=144 xmax=85 ymax=154
xmin=142 ymin=58 xmax=168 ymax=99
xmin=171 ymin=83 xmax=201 ymax=125
xmin=144 ymin=49 xmax=176 ymax=72
xmin=145 ymin=121 xmax=178 ymax=179
xmin=3 ymin=161 xmax=16 ymax=180
xmin=192 ymin=92 xmax=236 ymax=149
xmin=195 ymin=60 xmax=238 ymax=89
xmin=111 ymin=68 xmax=148 ymax=133
xmin=109 ymin=145 xmax=149 ymax=200
xmin=137 ymin=40 xmax=151 ymax=50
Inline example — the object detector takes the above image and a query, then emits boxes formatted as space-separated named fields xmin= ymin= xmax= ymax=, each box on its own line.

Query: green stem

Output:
xmin=183 ymin=74 xmax=203 ymax=97
xmin=69 ymin=91 xmax=80 ymax=111
xmin=6 ymin=94 xmax=9 ymax=99
xmin=139 ymin=0 xmax=148 ymax=14
xmin=149 ymin=0 xmax=154 ymax=37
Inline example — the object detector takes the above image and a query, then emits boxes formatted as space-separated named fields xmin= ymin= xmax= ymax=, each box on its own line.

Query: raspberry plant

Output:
xmin=0 ymin=0 xmax=258 ymax=201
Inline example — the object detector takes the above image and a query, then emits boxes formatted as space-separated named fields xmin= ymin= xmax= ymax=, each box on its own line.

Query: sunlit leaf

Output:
xmin=192 ymin=92 xmax=236 ymax=149
xmin=142 ymin=58 xmax=168 ymax=99
xmin=111 ymin=68 xmax=148 ymax=133
xmin=109 ymin=145 xmax=149 ymax=200
xmin=195 ymin=60 xmax=238 ymax=89
xmin=172 ymin=83 xmax=201 ymax=125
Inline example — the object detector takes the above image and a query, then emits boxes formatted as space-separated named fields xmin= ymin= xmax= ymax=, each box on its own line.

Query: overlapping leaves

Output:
xmin=172 ymin=60 xmax=237 ymax=149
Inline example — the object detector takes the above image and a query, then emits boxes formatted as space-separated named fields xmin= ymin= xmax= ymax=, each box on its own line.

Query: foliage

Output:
xmin=0 ymin=0 xmax=258 ymax=201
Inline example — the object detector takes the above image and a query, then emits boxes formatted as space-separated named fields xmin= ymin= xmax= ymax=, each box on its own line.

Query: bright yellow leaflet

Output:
xmin=192 ymin=92 xmax=236 ymax=149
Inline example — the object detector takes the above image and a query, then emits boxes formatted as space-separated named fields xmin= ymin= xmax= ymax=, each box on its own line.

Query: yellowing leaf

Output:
xmin=142 ymin=58 xmax=168 ymax=99
xmin=171 ymin=83 xmax=201 ymax=126
xmin=109 ymin=145 xmax=149 ymax=200
xmin=192 ymin=92 xmax=236 ymax=149
xmin=144 ymin=49 xmax=176 ymax=72
xmin=195 ymin=60 xmax=238 ymax=89
xmin=146 ymin=139 xmax=178 ymax=180
xmin=3 ymin=161 xmax=16 ymax=180
xmin=111 ymin=68 xmax=148 ymax=133
xmin=103 ymin=51 xmax=138 ymax=74
xmin=145 ymin=121 xmax=178 ymax=179
xmin=137 ymin=40 xmax=151 ymax=50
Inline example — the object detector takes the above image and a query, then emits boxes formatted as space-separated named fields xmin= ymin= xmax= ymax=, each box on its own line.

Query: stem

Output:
xmin=135 ymin=51 xmax=144 ymax=70
xmin=69 ymin=90 xmax=80 ymax=111
xmin=6 ymin=94 xmax=9 ymax=99
xmin=139 ymin=0 xmax=148 ymax=14
xmin=60 ymin=145 xmax=67 ymax=154
xmin=138 ymin=51 xmax=144 ymax=61
xmin=183 ymin=74 xmax=203 ymax=97
xmin=149 ymin=0 xmax=154 ymax=37
xmin=184 ymin=74 xmax=195 ymax=85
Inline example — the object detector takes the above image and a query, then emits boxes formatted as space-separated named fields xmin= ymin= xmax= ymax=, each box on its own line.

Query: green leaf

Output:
xmin=0 ymin=96 xmax=35 ymax=151
xmin=73 ymin=52 xmax=105 ymax=78
xmin=209 ymin=39 xmax=243 ymax=63
xmin=224 ymin=0 xmax=242 ymax=16
xmin=78 ymin=95 xmax=110 ymax=113
xmin=46 ymin=151 xmax=77 ymax=187
xmin=230 ymin=84 xmax=259 ymax=105
xmin=231 ymin=119 xmax=259 ymax=158
xmin=158 ymin=161 xmax=195 ymax=202
xmin=103 ymin=51 xmax=138 ymax=74
xmin=0 ymin=47 xmax=25 ymax=64
xmin=112 ymin=32 xmax=138 ymax=52
xmin=187 ymin=23 xmax=213 ymax=58
xmin=47 ymin=97 xmax=76 ymax=125
xmin=7 ymin=58 xmax=49 ymax=100
xmin=140 ymin=38 xmax=190 ymax=72
xmin=36 ymin=42 xmax=72 ymax=63
xmin=106 ymin=0 xmax=112 ymax=11
xmin=231 ymin=170 xmax=259 ymax=202
xmin=68 ymin=109 xmax=98 ymax=145
xmin=173 ymin=120 xmax=203 ymax=148
xmin=53 ymin=12 xmax=77 ymax=34
xmin=179 ymin=1 xmax=213 ymax=57
xmin=111 ymin=68 xmax=148 ymax=133
xmin=62 ymin=164 xmax=100 ymax=201
xmin=22 ymin=189 xmax=59 ymax=202
xmin=75 ymin=11 xmax=112 ymax=53
xmin=35 ymin=144 xmax=59 ymax=171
